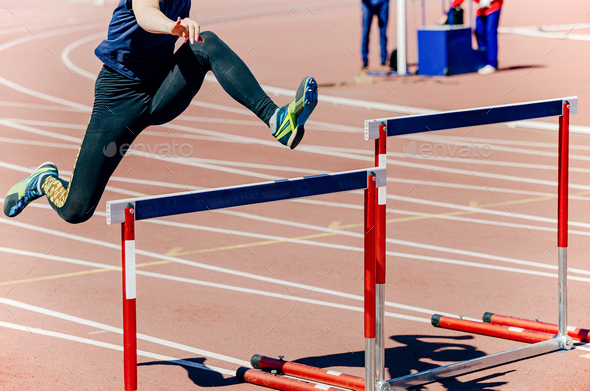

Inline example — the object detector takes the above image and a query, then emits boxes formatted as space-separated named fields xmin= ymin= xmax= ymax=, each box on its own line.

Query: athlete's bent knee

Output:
xmin=59 ymin=208 xmax=95 ymax=224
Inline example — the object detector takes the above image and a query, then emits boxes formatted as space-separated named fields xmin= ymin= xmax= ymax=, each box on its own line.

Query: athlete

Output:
xmin=4 ymin=0 xmax=318 ymax=223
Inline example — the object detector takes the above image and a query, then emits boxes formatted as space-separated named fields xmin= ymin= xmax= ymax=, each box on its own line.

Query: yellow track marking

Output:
xmin=0 ymin=260 xmax=169 ymax=286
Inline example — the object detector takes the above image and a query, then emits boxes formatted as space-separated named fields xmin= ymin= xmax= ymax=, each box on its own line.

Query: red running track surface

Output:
xmin=1 ymin=0 xmax=590 ymax=390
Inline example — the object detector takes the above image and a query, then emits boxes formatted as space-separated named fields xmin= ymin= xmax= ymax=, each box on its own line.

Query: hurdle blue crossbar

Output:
xmin=106 ymin=167 xmax=386 ymax=225
xmin=364 ymin=96 xmax=577 ymax=139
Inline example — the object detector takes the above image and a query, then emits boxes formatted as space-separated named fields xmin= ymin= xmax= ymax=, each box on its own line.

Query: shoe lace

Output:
xmin=18 ymin=189 xmax=42 ymax=207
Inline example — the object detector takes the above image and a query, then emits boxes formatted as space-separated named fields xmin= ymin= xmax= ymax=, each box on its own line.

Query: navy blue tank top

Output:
xmin=95 ymin=0 xmax=191 ymax=81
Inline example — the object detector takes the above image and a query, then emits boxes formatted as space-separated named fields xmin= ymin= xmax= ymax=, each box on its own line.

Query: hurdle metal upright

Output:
xmin=106 ymin=167 xmax=386 ymax=391
xmin=364 ymin=97 xmax=576 ymax=390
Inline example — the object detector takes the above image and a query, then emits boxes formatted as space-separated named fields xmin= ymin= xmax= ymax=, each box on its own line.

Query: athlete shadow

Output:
xmin=293 ymin=335 xmax=513 ymax=390
xmin=138 ymin=357 xmax=239 ymax=388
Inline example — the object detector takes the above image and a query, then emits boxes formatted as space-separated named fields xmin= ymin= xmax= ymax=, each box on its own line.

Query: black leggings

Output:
xmin=49 ymin=31 xmax=278 ymax=224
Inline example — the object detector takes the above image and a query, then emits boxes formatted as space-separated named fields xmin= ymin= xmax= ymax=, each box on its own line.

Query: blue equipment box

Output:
xmin=417 ymin=26 xmax=486 ymax=76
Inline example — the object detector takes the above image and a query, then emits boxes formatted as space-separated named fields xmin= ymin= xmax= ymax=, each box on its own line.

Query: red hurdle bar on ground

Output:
xmin=236 ymin=367 xmax=345 ymax=391
xmin=251 ymin=354 xmax=365 ymax=391
xmin=363 ymin=97 xmax=577 ymax=390
xmin=106 ymin=167 xmax=386 ymax=390
xmin=483 ymin=312 xmax=589 ymax=343
xmin=431 ymin=314 xmax=555 ymax=344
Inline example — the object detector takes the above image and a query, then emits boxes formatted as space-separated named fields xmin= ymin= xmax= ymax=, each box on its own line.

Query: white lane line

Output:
xmin=56 ymin=32 xmax=358 ymax=136
xmin=0 ymin=160 xmax=205 ymax=192
xmin=0 ymin=119 xmax=281 ymax=180
xmin=0 ymin=321 xmax=238 ymax=375
xmin=387 ymin=193 xmax=590 ymax=229
xmin=3 ymin=129 xmax=588 ymax=202
xmin=164 ymin=122 xmax=590 ymax=191
xmin=391 ymin=151 xmax=590 ymax=174
xmin=386 ymin=177 xmax=590 ymax=202
xmin=400 ymin=134 xmax=590 ymax=163
xmin=2 ymin=97 xmax=587 ymax=190
xmin=5 ymin=243 xmax=590 ymax=336
xmin=3 ymin=158 xmax=590 ymax=279
xmin=0 ymin=247 xmax=461 ymax=320
xmin=59 ymin=29 xmax=590 ymax=139
xmin=209 ymin=208 xmax=590 ymax=275
xmin=4 ymin=210 xmax=590 ymax=289
xmin=7 ymin=194 xmax=590 ymax=284
xmin=176 ymin=114 xmax=362 ymax=134
xmin=60 ymin=32 xmax=105 ymax=80
xmin=149 ymin=123 xmax=590 ymax=190
xmin=5 ymin=118 xmax=87 ymax=130
xmin=387 ymin=208 xmax=590 ymax=237
xmin=7 ymin=117 xmax=590 ymax=175
xmin=9 ymin=152 xmax=587 ymax=242
xmin=0 ymin=128 xmax=324 ymax=175
xmin=499 ymin=25 xmax=590 ymax=42
xmin=399 ymin=133 xmax=590 ymax=152
xmin=0 ymin=118 xmax=82 ymax=142
xmin=0 ymin=297 xmax=250 ymax=367
xmin=385 ymin=158 xmax=590 ymax=191
xmin=2 ymin=154 xmax=590 ymax=278
xmin=0 ymin=100 xmax=86 ymax=112
xmin=1 ymin=24 xmax=588 ymax=142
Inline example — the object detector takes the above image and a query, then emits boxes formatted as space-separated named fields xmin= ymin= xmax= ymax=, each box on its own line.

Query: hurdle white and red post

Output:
xmin=122 ymin=203 xmax=137 ymax=391
xmin=374 ymin=123 xmax=387 ymax=384
xmin=557 ymin=102 xmax=570 ymax=346
xmin=364 ymin=174 xmax=377 ymax=391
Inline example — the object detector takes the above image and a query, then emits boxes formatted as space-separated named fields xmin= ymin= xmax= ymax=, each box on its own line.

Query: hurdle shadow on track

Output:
xmin=138 ymin=358 xmax=239 ymax=388
xmin=293 ymin=335 xmax=513 ymax=391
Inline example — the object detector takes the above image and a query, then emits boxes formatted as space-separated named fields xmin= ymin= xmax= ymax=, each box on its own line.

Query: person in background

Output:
xmin=361 ymin=0 xmax=390 ymax=70
xmin=450 ymin=0 xmax=503 ymax=74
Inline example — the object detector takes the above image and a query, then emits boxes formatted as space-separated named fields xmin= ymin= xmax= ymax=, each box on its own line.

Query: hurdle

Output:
xmin=363 ymin=96 xmax=576 ymax=390
xmin=106 ymin=167 xmax=386 ymax=391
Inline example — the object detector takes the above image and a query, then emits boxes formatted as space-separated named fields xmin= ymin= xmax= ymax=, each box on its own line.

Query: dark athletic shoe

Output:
xmin=271 ymin=76 xmax=318 ymax=149
xmin=4 ymin=162 xmax=58 ymax=217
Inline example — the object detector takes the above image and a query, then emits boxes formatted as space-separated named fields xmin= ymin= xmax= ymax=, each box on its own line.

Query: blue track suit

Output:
xmin=474 ymin=9 xmax=501 ymax=68
xmin=361 ymin=0 xmax=389 ymax=66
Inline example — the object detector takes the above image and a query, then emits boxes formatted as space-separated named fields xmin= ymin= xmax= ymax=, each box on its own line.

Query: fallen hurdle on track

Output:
xmin=106 ymin=167 xmax=386 ymax=391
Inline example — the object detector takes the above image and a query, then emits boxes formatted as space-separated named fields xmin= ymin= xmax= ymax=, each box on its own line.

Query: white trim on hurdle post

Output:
xmin=122 ymin=203 xmax=137 ymax=391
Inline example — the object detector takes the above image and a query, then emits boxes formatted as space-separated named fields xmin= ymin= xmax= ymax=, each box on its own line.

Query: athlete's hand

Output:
xmin=169 ymin=17 xmax=202 ymax=44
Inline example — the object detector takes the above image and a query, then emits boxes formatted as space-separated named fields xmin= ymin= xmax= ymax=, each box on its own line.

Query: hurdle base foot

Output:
xmin=385 ymin=339 xmax=562 ymax=389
